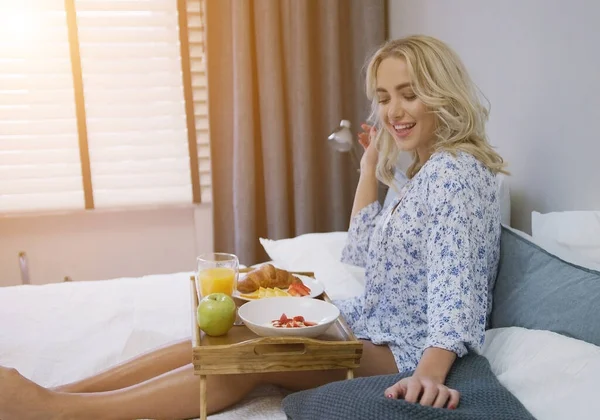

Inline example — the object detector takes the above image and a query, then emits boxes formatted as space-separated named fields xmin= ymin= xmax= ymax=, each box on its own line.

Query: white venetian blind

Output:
xmin=0 ymin=1 xmax=84 ymax=214
xmin=187 ymin=0 xmax=212 ymax=203
xmin=76 ymin=0 xmax=193 ymax=207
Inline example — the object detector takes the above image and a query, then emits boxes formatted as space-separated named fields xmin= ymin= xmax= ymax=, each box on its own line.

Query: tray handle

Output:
xmin=189 ymin=275 xmax=200 ymax=348
xmin=230 ymin=335 xmax=350 ymax=358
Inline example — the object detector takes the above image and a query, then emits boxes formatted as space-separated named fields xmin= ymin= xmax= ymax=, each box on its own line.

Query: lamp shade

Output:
xmin=327 ymin=120 xmax=353 ymax=152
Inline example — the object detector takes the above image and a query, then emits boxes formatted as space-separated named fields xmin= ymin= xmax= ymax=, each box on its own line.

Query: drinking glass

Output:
xmin=195 ymin=253 xmax=239 ymax=301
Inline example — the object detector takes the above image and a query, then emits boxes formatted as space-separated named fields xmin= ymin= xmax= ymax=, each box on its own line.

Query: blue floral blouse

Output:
xmin=335 ymin=151 xmax=501 ymax=372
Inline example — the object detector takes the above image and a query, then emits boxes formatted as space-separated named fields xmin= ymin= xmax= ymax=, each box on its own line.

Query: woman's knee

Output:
xmin=355 ymin=340 xmax=398 ymax=377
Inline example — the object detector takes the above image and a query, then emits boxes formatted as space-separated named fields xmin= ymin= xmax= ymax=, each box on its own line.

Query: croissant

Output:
xmin=237 ymin=264 xmax=301 ymax=293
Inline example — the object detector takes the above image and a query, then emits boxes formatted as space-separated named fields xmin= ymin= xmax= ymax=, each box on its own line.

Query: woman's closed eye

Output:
xmin=378 ymin=97 xmax=390 ymax=104
xmin=399 ymin=89 xmax=417 ymax=101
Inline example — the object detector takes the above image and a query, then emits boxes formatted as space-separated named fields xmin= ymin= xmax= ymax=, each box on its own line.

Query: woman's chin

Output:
xmin=394 ymin=138 xmax=416 ymax=152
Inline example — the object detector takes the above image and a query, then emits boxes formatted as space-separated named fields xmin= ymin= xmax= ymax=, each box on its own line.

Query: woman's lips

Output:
xmin=391 ymin=122 xmax=416 ymax=138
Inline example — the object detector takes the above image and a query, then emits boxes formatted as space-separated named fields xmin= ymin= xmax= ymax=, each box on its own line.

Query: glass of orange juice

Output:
xmin=196 ymin=253 xmax=239 ymax=300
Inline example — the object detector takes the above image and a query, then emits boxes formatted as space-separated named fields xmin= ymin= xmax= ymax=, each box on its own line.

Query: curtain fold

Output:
xmin=206 ymin=0 xmax=386 ymax=264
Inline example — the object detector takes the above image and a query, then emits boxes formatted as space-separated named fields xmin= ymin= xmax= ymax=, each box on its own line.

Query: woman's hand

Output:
xmin=358 ymin=123 xmax=378 ymax=173
xmin=384 ymin=375 xmax=460 ymax=409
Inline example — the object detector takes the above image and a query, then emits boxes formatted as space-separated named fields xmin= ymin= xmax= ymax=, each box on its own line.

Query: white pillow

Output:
xmin=496 ymin=174 xmax=511 ymax=227
xmin=259 ymin=232 xmax=365 ymax=300
xmin=481 ymin=327 xmax=600 ymax=420
xmin=504 ymin=224 xmax=600 ymax=271
xmin=259 ymin=232 xmax=348 ymax=270
xmin=531 ymin=211 xmax=600 ymax=266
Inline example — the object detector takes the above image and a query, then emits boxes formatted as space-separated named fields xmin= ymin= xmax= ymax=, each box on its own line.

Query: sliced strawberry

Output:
xmin=297 ymin=283 xmax=311 ymax=294
xmin=279 ymin=313 xmax=288 ymax=324
xmin=288 ymin=283 xmax=304 ymax=296
xmin=292 ymin=283 xmax=310 ymax=296
xmin=304 ymin=321 xmax=317 ymax=327
xmin=293 ymin=315 xmax=305 ymax=323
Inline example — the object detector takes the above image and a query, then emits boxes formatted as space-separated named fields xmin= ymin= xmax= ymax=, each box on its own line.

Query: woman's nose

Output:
xmin=388 ymin=99 xmax=404 ymax=120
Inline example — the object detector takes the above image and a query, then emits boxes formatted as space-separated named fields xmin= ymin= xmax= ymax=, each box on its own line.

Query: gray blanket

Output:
xmin=282 ymin=353 xmax=535 ymax=420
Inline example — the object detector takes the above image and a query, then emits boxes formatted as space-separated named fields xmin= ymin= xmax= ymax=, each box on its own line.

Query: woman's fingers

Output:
xmin=361 ymin=123 xmax=377 ymax=139
xmin=358 ymin=122 xmax=377 ymax=149
xmin=358 ymin=132 xmax=370 ymax=141
xmin=369 ymin=125 xmax=378 ymax=138
xmin=418 ymin=381 xmax=439 ymax=406
xmin=432 ymin=386 xmax=450 ymax=408
xmin=384 ymin=380 xmax=406 ymax=399
xmin=385 ymin=378 xmax=459 ymax=411
xmin=403 ymin=379 xmax=422 ymax=404
xmin=358 ymin=139 xmax=367 ymax=150
xmin=447 ymin=389 xmax=460 ymax=409
xmin=358 ymin=133 xmax=369 ymax=149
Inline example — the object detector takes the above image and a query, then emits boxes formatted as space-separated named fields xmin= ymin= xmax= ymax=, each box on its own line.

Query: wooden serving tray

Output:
xmin=189 ymin=276 xmax=363 ymax=376
xmin=189 ymin=274 xmax=362 ymax=420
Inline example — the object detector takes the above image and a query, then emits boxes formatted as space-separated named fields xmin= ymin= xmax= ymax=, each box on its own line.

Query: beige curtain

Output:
xmin=205 ymin=0 xmax=386 ymax=265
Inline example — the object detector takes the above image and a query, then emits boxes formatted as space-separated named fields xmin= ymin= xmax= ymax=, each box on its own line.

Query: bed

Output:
xmin=0 ymin=270 xmax=291 ymax=420
xmin=2 ymin=201 xmax=600 ymax=419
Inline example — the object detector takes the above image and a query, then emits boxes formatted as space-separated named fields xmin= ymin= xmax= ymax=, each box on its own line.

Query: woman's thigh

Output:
xmin=264 ymin=340 xmax=398 ymax=392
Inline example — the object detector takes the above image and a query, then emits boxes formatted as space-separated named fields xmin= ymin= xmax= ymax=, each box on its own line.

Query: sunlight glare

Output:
xmin=0 ymin=1 xmax=46 ymax=49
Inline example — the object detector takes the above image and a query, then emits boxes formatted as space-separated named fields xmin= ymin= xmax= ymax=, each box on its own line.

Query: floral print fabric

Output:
xmin=335 ymin=151 xmax=501 ymax=371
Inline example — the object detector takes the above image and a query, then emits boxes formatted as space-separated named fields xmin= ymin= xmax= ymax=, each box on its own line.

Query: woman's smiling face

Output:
xmin=375 ymin=57 xmax=437 ymax=162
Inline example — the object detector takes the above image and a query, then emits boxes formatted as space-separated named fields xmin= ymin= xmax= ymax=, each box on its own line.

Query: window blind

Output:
xmin=76 ymin=0 xmax=193 ymax=207
xmin=0 ymin=0 xmax=210 ymax=214
xmin=187 ymin=0 xmax=212 ymax=203
xmin=0 ymin=1 xmax=84 ymax=213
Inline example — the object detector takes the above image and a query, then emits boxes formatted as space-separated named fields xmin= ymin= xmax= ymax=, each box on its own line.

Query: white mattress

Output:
xmin=2 ymin=271 xmax=599 ymax=419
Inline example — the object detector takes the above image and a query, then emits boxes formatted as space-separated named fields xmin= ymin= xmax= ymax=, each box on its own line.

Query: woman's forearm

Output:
xmin=414 ymin=347 xmax=457 ymax=383
xmin=350 ymin=168 xmax=379 ymax=220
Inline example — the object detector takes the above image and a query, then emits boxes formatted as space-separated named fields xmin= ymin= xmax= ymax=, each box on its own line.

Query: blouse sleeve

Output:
xmin=424 ymin=170 xmax=489 ymax=357
xmin=341 ymin=201 xmax=382 ymax=268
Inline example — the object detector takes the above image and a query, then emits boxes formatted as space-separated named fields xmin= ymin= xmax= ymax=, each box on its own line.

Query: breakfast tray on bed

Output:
xmin=189 ymin=275 xmax=363 ymax=420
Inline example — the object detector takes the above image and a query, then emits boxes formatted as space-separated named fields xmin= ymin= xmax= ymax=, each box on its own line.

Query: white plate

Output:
xmin=233 ymin=274 xmax=324 ymax=301
xmin=238 ymin=297 xmax=339 ymax=338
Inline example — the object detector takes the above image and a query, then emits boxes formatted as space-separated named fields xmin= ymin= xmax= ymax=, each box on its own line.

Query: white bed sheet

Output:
xmin=0 ymin=273 xmax=287 ymax=420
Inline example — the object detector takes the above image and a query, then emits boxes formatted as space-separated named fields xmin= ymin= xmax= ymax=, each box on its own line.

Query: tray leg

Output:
xmin=346 ymin=369 xmax=354 ymax=380
xmin=200 ymin=374 xmax=207 ymax=420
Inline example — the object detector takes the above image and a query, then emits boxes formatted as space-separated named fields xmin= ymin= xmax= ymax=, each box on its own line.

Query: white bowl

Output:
xmin=238 ymin=297 xmax=340 ymax=338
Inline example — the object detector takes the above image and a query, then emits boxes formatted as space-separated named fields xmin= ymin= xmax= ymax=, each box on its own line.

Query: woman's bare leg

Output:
xmin=0 ymin=340 xmax=398 ymax=420
xmin=1 ymin=364 xmax=251 ymax=420
xmin=54 ymin=339 xmax=191 ymax=393
xmin=266 ymin=340 xmax=399 ymax=391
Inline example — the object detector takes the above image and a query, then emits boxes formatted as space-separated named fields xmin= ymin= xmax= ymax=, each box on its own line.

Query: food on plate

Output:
xmin=197 ymin=293 xmax=236 ymax=337
xmin=238 ymin=282 xmax=312 ymax=300
xmin=287 ymin=282 xmax=311 ymax=297
xmin=271 ymin=313 xmax=317 ymax=328
xmin=237 ymin=264 xmax=303 ymax=293
xmin=239 ymin=287 xmax=291 ymax=300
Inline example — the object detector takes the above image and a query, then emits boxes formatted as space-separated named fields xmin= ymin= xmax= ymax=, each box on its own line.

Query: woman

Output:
xmin=0 ymin=35 xmax=506 ymax=420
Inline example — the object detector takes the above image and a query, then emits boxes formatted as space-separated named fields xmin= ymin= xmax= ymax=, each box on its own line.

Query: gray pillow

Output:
xmin=282 ymin=354 xmax=533 ymax=420
xmin=491 ymin=226 xmax=600 ymax=346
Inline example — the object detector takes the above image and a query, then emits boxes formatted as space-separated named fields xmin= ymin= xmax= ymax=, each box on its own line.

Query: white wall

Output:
xmin=388 ymin=0 xmax=600 ymax=231
xmin=0 ymin=205 xmax=213 ymax=287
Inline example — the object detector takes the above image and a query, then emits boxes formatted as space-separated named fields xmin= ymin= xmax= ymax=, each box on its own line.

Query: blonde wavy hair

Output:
xmin=365 ymin=35 xmax=508 ymax=184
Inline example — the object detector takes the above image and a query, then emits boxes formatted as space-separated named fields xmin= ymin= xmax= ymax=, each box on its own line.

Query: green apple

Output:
xmin=197 ymin=293 xmax=236 ymax=336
